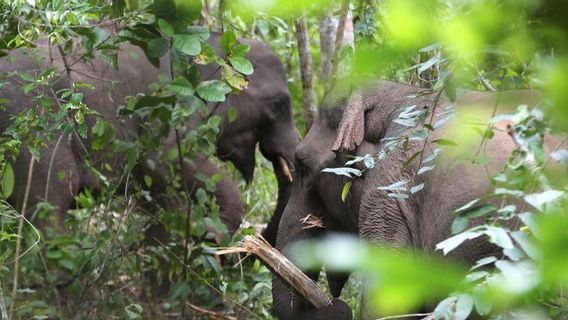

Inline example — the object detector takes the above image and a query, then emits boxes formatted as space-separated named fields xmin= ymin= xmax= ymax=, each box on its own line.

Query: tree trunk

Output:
xmin=295 ymin=17 xmax=317 ymax=132
xmin=319 ymin=2 xmax=354 ymax=85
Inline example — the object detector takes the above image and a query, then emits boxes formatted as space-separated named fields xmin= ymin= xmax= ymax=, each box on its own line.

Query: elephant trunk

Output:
xmin=262 ymin=156 xmax=294 ymax=246
xmin=271 ymin=183 xmax=322 ymax=319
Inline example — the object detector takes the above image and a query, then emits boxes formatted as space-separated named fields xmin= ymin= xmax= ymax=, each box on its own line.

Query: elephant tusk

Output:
xmin=278 ymin=156 xmax=293 ymax=183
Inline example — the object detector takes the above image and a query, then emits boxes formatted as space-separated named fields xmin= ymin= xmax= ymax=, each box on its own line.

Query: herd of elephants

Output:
xmin=0 ymin=33 xmax=551 ymax=319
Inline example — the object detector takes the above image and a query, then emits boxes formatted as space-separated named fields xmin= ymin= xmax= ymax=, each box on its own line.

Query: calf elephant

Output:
xmin=272 ymin=81 xmax=548 ymax=319
xmin=0 ymin=33 xmax=298 ymax=242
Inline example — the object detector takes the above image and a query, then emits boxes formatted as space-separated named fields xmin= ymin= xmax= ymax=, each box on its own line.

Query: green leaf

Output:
xmin=451 ymin=216 xmax=469 ymax=234
xmin=445 ymin=78 xmax=457 ymax=102
xmin=454 ymin=294 xmax=474 ymax=320
xmin=222 ymin=65 xmax=249 ymax=90
xmin=322 ymin=167 xmax=363 ymax=178
xmin=377 ymin=179 xmax=409 ymax=192
xmin=186 ymin=26 xmax=210 ymax=41
xmin=229 ymin=56 xmax=254 ymax=75
xmin=58 ymin=258 xmax=77 ymax=271
xmin=195 ymin=42 xmax=217 ymax=65
xmin=92 ymin=120 xmax=116 ymax=151
xmin=228 ymin=106 xmax=238 ymax=122
xmin=196 ymin=80 xmax=231 ymax=102
xmin=341 ymin=181 xmax=352 ymax=202
xmin=458 ymin=204 xmax=496 ymax=219
xmin=173 ymin=34 xmax=201 ymax=56
xmin=436 ymin=230 xmax=484 ymax=255
xmin=146 ymin=37 xmax=169 ymax=58
xmin=168 ymin=76 xmax=195 ymax=96
xmin=524 ymin=190 xmax=564 ymax=212
xmin=46 ymin=249 xmax=63 ymax=259
xmin=1 ymin=163 xmax=14 ymax=198
xmin=144 ymin=175 xmax=152 ymax=188
xmin=158 ymin=19 xmax=174 ymax=37
xmin=232 ymin=44 xmax=251 ymax=57
xmin=220 ymin=31 xmax=237 ymax=53
xmin=484 ymin=226 xmax=514 ymax=250
xmin=432 ymin=139 xmax=458 ymax=147
xmin=125 ymin=303 xmax=143 ymax=320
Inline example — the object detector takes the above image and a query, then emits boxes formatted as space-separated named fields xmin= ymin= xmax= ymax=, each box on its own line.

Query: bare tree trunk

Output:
xmin=296 ymin=17 xmax=317 ymax=131
xmin=198 ymin=0 xmax=212 ymax=26
xmin=319 ymin=1 xmax=354 ymax=85
xmin=319 ymin=17 xmax=337 ymax=84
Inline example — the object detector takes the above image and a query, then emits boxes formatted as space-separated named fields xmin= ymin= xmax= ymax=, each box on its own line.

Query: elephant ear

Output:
xmin=332 ymin=92 xmax=366 ymax=152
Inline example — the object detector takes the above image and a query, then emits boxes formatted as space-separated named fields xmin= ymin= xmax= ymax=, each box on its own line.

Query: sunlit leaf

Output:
xmin=321 ymin=167 xmax=362 ymax=178
xmin=341 ymin=181 xmax=352 ymax=203
xmin=196 ymin=80 xmax=231 ymax=102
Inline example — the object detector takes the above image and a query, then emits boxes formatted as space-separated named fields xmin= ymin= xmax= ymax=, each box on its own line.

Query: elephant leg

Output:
xmin=358 ymin=188 xmax=415 ymax=320
xmin=327 ymin=271 xmax=350 ymax=298
xmin=183 ymin=155 xmax=244 ymax=235
xmin=9 ymin=138 xmax=83 ymax=234
xmin=261 ymin=157 xmax=293 ymax=246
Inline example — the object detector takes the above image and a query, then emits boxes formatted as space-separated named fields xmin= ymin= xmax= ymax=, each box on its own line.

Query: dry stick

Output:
xmin=152 ymin=237 xmax=263 ymax=320
xmin=217 ymin=235 xmax=331 ymax=309
xmin=9 ymin=154 xmax=37 ymax=318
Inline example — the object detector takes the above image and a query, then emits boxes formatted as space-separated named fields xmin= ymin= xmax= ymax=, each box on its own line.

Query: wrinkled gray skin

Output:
xmin=272 ymin=81 xmax=545 ymax=320
xmin=0 ymin=34 xmax=298 ymax=243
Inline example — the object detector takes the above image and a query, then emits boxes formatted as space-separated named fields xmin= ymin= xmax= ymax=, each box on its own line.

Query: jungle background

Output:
xmin=1 ymin=0 xmax=568 ymax=319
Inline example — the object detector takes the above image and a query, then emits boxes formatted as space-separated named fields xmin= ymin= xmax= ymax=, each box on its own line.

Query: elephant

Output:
xmin=272 ymin=81 xmax=549 ymax=319
xmin=0 ymin=33 xmax=298 ymax=243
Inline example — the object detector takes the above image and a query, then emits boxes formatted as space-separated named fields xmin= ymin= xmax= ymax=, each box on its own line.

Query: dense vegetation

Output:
xmin=1 ymin=0 xmax=568 ymax=319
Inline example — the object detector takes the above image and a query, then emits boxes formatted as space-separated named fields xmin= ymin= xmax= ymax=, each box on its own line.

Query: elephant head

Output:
xmin=200 ymin=34 xmax=300 ymax=245
xmin=271 ymin=106 xmax=381 ymax=320
xmin=0 ymin=34 xmax=299 ymax=244
xmin=271 ymin=81 xmax=552 ymax=319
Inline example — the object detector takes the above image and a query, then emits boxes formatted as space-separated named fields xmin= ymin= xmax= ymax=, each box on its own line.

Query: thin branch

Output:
xmin=9 ymin=154 xmax=37 ymax=318
xmin=217 ymin=235 xmax=331 ymax=309
xmin=0 ymin=278 xmax=8 ymax=320
xmin=186 ymin=302 xmax=237 ymax=320
xmin=151 ymin=237 xmax=263 ymax=319
xmin=44 ymin=134 xmax=64 ymax=201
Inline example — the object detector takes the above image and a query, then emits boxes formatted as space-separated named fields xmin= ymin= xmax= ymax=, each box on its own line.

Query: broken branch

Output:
xmin=217 ymin=235 xmax=331 ymax=309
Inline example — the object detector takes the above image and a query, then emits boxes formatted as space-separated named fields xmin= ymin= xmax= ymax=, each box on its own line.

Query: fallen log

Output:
xmin=216 ymin=235 xmax=331 ymax=309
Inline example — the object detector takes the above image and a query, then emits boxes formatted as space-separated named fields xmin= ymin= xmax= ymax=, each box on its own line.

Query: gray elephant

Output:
xmin=272 ymin=81 xmax=547 ymax=319
xmin=0 ymin=33 xmax=298 ymax=243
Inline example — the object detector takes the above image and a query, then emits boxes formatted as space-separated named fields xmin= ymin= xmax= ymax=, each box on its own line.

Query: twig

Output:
xmin=151 ymin=237 xmax=263 ymax=319
xmin=217 ymin=235 xmax=331 ymax=309
xmin=0 ymin=278 xmax=8 ymax=320
xmin=186 ymin=302 xmax=237 ymax=320
xmin=44 ymin=134 xmax=64 ymax=201
xmin=9 ymin=154 xmax=37 ymax=318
